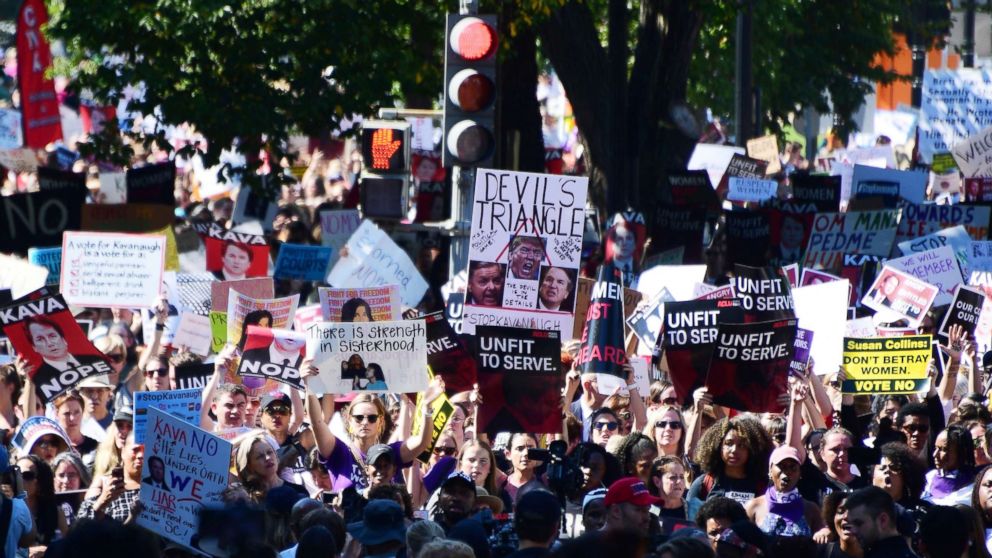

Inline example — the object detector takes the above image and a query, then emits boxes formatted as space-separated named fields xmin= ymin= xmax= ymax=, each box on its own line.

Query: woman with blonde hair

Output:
xmin=90 ymin=409 xmax=133 ymax=481
xmin=457 ymin=439 xmax=501 ymax=496
xmin=235 ymin=433 xmax=308 ymax=503
xmin=92 ymin=333 xmax=136 ymax=410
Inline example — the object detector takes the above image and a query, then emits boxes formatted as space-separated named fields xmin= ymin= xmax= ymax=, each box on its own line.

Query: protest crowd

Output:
xmin=3 ymin=14 xmax=992 ymax=558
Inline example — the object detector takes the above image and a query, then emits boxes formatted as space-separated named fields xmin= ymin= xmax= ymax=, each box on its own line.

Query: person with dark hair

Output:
xmin=916 ymin=505 xmax=969 ymax=558
xmin=614 ymin=433 xmax=657 ymax=485
xmin=843 ymin=487 xmax=914 ymax=558
xmin=467 ymin=261 xmax=505 ymax=307
xmin=507 ymin=489 xmax=561 ymax=557
xmin=896 ymin=401 xmax=944 ymax=468
xmin=590 ymin=407 xmax=621 ymax=448
xmin=340 ymin=298 xmax=374 ymax=322
xmin=656 ymin=537 xmax=714 ymax=558
xmin=695 ymin=496 xmax=747 ymax=550
xmin=872 ymin=442 xmax=927 ymax=508
xmin=812 ymin=491 xmax=862 ymax=558
xmin=353 ymin=363 xmax=387 ymax=391
xmin=297 ymin=507 xmax=347 ymax=557
xmin=687 ymin=416 xmax=772 ymax=519
xmin=296 ymin=526 xmax=338 ymax=558
xmin=16 ymin=455 xmax=63 ymax=554
xmin=923 ymin=425 xmax=977 ymax=505
xmin=25 ymin=316 xmax=109 ymax=385
xmin=603 ymin=477 xmax=660 ymax=537
xmin=972 ymin=465 xmax=992 ymax=556
xmin=953 ymin=504 xmax=991 ymax=558
xmin=563 ymin=443 xmax=617 ymax=537
xmin=214 ymin=240 xmax=254 ymax=280
xmin=746 ymin=446 xmax=823 ymax=537
xmin=649 ymin=455 xmax=687 ymax=519
xmin=280 ymin=497 xmax=322 ymax=558
xmin=237 ymin=310 xmax=275 ymax=350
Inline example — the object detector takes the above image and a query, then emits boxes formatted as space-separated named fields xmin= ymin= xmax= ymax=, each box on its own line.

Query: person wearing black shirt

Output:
xmin=844 ymin=487 xmax=918 ymax=558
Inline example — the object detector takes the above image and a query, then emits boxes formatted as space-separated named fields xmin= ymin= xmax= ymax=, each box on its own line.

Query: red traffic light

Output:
xmin=448 ymin=69 xmax=495 ymax=112
xmin=450 ymin=17 xmax=497 ymax=61
xmin=447 ymin=120 xmax=494 ymax=164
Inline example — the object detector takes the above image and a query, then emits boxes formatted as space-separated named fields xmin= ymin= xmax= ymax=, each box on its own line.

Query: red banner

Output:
xmin=17 ymin=0 xmax=62 ymax=148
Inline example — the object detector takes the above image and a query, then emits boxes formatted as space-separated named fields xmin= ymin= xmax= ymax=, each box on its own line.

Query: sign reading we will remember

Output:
xmin=841 ymin=336 xmax=931 ymax=394
xmin=306 ymin=320 xmax=428 ymax=394
xmin=706 ymin=319 xmax=797 ymax=413
xmin=327 ymin=220 xmax=428 ymax=308
xmin=803 ymin=210 xmax=901 ymax=272
xmin=138 ymin=407 xmax=231 ymax=552
xmin=60 ymin=232 xmax=166 ymax=309
xmin=886 ymin=246 xmax=962 ymax=307
xmin=462 ymin=169 xmax=588 ymax=335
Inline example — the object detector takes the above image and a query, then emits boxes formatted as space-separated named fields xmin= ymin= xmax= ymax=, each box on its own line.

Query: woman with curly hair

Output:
xmin=685 ymin=415 xmax=771 ymax=521
xmin=972 ymin=465 xmax=992 ymax=555
xmin=923 ymin=424 xmax=977 ymax=505
xmin=872 ymin=442 xmax=927 ymax=508
xmin=614 ymin=433 xmax=657 ymax=484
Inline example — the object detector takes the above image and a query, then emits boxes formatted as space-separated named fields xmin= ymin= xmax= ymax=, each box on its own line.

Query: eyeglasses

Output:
xmin=904 ymin=424 xmax=930 ymax=434
xmin=433 ymin=446 xmax=457 ymax=456
xmin=662 ymin=397 xmax=678 ymax=406
xmin=20 ymin=470 xmax=35 ymax=482
xmin=266 ymin=406 xmax=291 ymax=416
xmin=351 ymin=414 xmax=379 ymax=424
xmin=36 ymin=438 xmax=60 ymax=450
xmin=145 ymin=368 xmax=169 ymax=377
xmin=513 ymin=247 xmax=544 ymax=258
xmin=655 ymin=420 xmax=683 ymax=430
xmin=594 ymin=421 xmax=619 ymax=431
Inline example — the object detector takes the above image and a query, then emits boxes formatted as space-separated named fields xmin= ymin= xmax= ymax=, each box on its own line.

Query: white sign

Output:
xmin=0 ymin=254 xmax=48 ymax=298
xmin=951 ymin=123 xmax=992 ymax=178
xmin=171 ymin=312 xmax=212 ymax=356
xmin=897 ymin=225 xmax=972 ymax=278
xmin=0 ymin=109 xmax=22 ymax=149
xmin=792 ymin=280 xmax=849 ymax=376
xmin=687 ymin=143 xmax=745 ymax=188
xmin=0 ymin=148 xmax=37 ymax=172
xmin=920 ymin=69 xmax=992 ymax=162
xmin=886 ymin=245 xmax=963 ymax=307
xmin=850 ymin=165 xmax=927 ymax=204
xmin=306 ymin=320 xmax=428 ymax=394
xmin=99 ymin=172 xmax=127 ymax=204
xmin=327 ymin=220 xmax=428 ymax=308
xmin=727 ymin=176 xmax=778 ymax=202
xmin=60 ymin=232 xmax=166 ymax=308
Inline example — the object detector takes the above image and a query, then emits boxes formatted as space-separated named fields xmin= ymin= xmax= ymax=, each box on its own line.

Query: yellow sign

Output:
xmin=210 ymin=311 xmax=228 ymax=353
xmin=841 ymin=336 xmax=931 ymax=394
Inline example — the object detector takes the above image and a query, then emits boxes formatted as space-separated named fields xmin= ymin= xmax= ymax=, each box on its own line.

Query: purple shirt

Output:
xmin=319 ymin=436 xmax=408 ymax=492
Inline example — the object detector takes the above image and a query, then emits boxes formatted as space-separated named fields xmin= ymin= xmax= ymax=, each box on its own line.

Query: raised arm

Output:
xmin=399 ymin=376 xmax=445 ymax=464
xmin=301 ymin=358 xmax=337 ymax=460
xmin=288 ymin=386 xmax=305 ymax=434
xmin=138 ymin=297 xmax=168 ymax=372
xmin=200 ymin=345 xmax=236 ymax=430
xmin=786 ymin=381 xmax=809 ymax=462
xmin=624 ymin=363 xmax=648 ymax=432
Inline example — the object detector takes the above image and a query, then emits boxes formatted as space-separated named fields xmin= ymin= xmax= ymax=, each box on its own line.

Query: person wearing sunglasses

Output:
xmin=303 ymin=360 xmax=444 ymax=493
xmin=644 ymin=405 xmax=691 ymax=473
xmin=93 ymin=333 xmax=134 ymax=412
xmin=590 ymin=407 xmax=622 ymax=448
xmin=17 ymin=455 xmax=67 ymax=553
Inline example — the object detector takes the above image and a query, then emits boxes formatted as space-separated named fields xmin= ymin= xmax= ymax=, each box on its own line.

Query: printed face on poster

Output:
xmin=60 ymin=231 xmax=166 ymax=309
xmin=861 ymin=267 xmax=939 ymax=328
xmin=193 ymin=223 xmax=270 ymax=280
xmin=317 ymin=286 xmax=400 ymax=323
xmin=238 ymin=326 xmax=306 ymax=389
xmin=462 ymin=169 xmax=588 ymax=335
xmin=886 ymin=245 xmax=962 ymax=307
xmin=306 ymin=320 xmax=428 ymax=394
xmin=226 ymin=290 xmax=299 ymax=351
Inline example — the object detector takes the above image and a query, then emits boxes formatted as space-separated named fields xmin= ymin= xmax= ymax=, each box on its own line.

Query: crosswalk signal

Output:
xmin=360 ymin=120 xmax=411 ymax=220
xmin=443 ymin=14 xmax=497 ymax=168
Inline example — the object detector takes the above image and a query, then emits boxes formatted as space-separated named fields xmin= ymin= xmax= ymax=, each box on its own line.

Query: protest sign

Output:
xmin=952 ymin=125 xmax=992 ymax=178
xmin=28 ymin=246 xmax=62 ymax=290
xmin=0 ymin=293 xmax=111 ymax=402
xmin=210 ymin=278 xmax=274 ymax=313
xmin=60 ymin=231 xmax=166 ymax=309
xmin=193 ymin=222 xmax=269 ymax=279
xmin=637 ymin=264 xmax=708 ymax=302
xmin=238 ymin=326 xmax=306 ymax=389
xmin=783 ymin=264 xmax=799 ymax=287
xmin=841 ymin=336 xmax=931 ymax=394
xmin=0 ymin=149 xmax=38 ymax=173
xmin=138 ymin=407 xmax=232 ymax=551
xmin=99 ymin=172 xmax=127 ymax=203
xmin=273 ymin=244 xmax=332 ymax=281
xmin=746 ymin=134 xmax=782 ymax=175
xmin=572 ymin=277 xmax=642 ymax=339
xmin=861 ymin=266 xmax=940 ymax=327
xmin=475 ymin=326 xmax=562 ymax=436
xmin=694 ymin=283 xmax=736 ymax=300
xmin=446 ymin=292 xmax=465 ymax=335
xmin=317 ymin=286 xmax=400 ymax=323
xmin=0 ymin=108 xmax=21 ymax=149
xmin=846 ymin=317 xmax=877 ymax=338
xmin=293 ymin=304 xmax=322 ymax=332
xmin=920 ymin=69 xmax=992 ymax=161
xmin=411 ymin=385 xmax=456 ymax=463
xmin=800 ymin=268 xmax=843 ymax=287
xmin=724 ymin=209 xmax=772 ymax=266
xmin=626 ymin=288 xmax=674 ymax=349
xmin=661 ymin=299 xmax=744 ymax=403
xmin=172 ymin=362 xmax=214 ymax=391
xmin=850 ymin=165 xmax=926 ymax=205
xmin=716 ymin=154 xmax=768 ymax=198
xmin=0 ymin=187 xmax=86 ymax=254
xmin=319 ymin=209 xmax=362 ymax=261
xmin=971 ymin=241 xmax=992 ymax=286
xmin=171 ymin=313 xmax=212 ymax=356
xmin=727 ymin=177 xmax=778 ymax=203
xmin=967 ymin=178 xmax=992 ymax=202
xmin=803 ymin=210 xmax=901 ymax=272
xmin=886 ymin=246 xmax=962 ymax=307
xmin=604 ymin=211 xmax=646 ymax=287
xmin=80 ymin=204 xmax=174 ymax=233
xmin=649 ymin=205 xmax=708 ymax=264
xmin=306 ymin=320 xmax=428 ymax=394
xmin=126 ymin=161 xmax=176 ymax=206
xmin=226 ymin=290 xmax=299 ymax=350
xmin=790 ymin=175 xmax=841 ymax=212
xmin=327 ymin=219 xmax=428 ymax=308
xmin=232 ymin=186 xmax=279 ymax=231
xmin=460 ymin=169 xmax=588 ymax=335
xmin=895 ymin=203 xmax=990 ymax=245
xmin=666 ymin=171 xmax=719 ymax=209
xmin=705 ymin=319 xmax=797 ymax=413
xmin=687 ymin=143 xmax=745 ymax=187
xmin=11 ymin=416 xmax=71 ymax=457
xmin=898 ymin=225 xmax=972 ymax=279
xmin=37 ymin=167 xmax=85 ymax=193
xmin=138 ymin=272 xmax=181 ymax=348
xmin=930 ymin=171 xmax=962 ymax=198
xmin=790 ymin=328 xmax=813 ymax=377
xmin=133 ymin=389 xmax=202 ymax=443
xmin=176 ymin=273 xmax=216 ymax=316
xmin=765 ymin=209 xmax=815 ymax=267
xmin=576 ymin=264 xmax=627 ymax=379
xmin=0 ymin=255 xmax=49 ymax=298
xmin=938 ymin=285 xmax=985 ymax=338
xmin=424 ymin=311 xmax=477 ymax=394
xmin=732 ymin=265 xmax=794 ymax=320
xmin=792 ymin=280 xmax=850 ymax=376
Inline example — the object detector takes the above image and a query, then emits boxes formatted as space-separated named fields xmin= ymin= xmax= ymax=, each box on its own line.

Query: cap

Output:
xmin=475 ymin=486 xmax=504 ymax=516
xmin=264 ymin=484 xmax=305 ymax=516
xmin=347 ymin=499 xmax=406 ymax=545
xmin=260 ymin=393 xmax=291 ymax=412
xmin=365 ymin=444 xmax=395 ymax=466
xmin=769 ymin=445 xmax=801 ymax=467
xmin=515 ymin=489 xmax=561 ymax=523
xmin=112 ymin=406 xmax=133 ymax=423
xmin=604 ymin=477 xmax=661 ymax=507
xmin=582 ymin=488 xmax=607 ymax=512
xmin=77 ymin=375 xmax=113 ymax=389
xmin=441 ymin=471 xmax=475 ymax=492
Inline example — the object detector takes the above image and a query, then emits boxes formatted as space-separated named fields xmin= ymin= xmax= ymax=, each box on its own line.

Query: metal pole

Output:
xmin=963 ymin=0 xmax=976 ymax=67
xmin=734 ymin=0 xmax=753 ymax=146
xmin=447 ymin=166 xmax=474 ymax=278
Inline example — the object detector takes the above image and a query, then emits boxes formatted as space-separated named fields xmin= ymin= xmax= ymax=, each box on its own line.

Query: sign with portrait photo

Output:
xmin=317 ymin=286 xmax=401 ymax=323
xmin=193 ymin=222 xmax=269 ymax=279
xmin=306 ymin=320 xmax=428 ymax=394
xmin=237 ymin=326 xmax=306 ymax=389
xmin=861 ymin=266 xmax=939 ymax=328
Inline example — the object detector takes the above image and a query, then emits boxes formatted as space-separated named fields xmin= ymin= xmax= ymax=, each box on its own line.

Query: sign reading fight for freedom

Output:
xmin=841 ymin=336 xmax=931 ymax=394
xmin=0 ymin=293 xmax=111 ymax=402
xmin=803 ymin=210 xmax=901 ymax=272
xmin=138 ymin=407 xmax=232 ymax=552
xmin=226 ymin=290 xmax=299 ymax=349
xmin=306 ymin=320 xmax=428 ymax=394
xmin=60 ymin=231 xmax=166 ymax=308
xmin=475 ymin=326 xmax=562 ymax=437
xmin=327 ymin=220 xmax=428 ymax=307
xmin=462 ymin=168 xmax=588 ymax=335
xmin=317 ymin=286 xmax=400 ymax=323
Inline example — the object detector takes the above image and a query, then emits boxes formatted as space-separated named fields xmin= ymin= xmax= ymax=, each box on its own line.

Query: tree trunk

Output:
xmin=497 ymin=2 xmax=544 ymax=172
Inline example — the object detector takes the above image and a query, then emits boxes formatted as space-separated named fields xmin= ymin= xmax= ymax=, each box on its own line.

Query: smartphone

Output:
xmin=112 ymin=467 xmax=124 ymax=482
xmin=322 ymin=492 xmax=337 ymax=506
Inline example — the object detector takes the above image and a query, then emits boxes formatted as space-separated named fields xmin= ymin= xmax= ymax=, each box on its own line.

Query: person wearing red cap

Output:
xmin=745 ymin=445 xmax=824 ymax=537
xmin=603 ymin=477 xmax=661 ymax=536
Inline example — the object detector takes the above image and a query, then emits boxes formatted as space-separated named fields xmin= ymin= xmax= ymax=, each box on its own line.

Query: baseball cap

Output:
xmin=604 ymin=477 xmax=661 ymax=507
xmin=77 ymin=375 xmax=113 ymax=389
xmin=347 ymin=499 xmax=406 ymax=546
xmin=769 ymin=445 xmax=801 ymax=467
xmin=515 ymin=489 xmax=561 ymax=523
xmin=441 ymin=471 xmax=475 ymax=492
xmin=113 ymin=406 xmax=133 ymax=422
xmin=582 ymin=488 xmax=607 ymax=512
xmin=365 ymin=444 xmax=394 ymax=466
xmin=259 ymin=393 xmax=291 ymax=412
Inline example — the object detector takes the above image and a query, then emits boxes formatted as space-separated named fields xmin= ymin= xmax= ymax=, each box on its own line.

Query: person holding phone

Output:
xmin=77 ymin=434 xmax=143 ymax=523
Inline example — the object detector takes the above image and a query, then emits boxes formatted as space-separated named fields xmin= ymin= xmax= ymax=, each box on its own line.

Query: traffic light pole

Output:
xmin=448 ymin=165 xmax=474 ymax=281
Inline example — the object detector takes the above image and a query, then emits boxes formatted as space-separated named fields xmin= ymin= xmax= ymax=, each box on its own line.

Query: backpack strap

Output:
xmin=0 ymin=494 xmax=13 ymax=548
xmin=701 ymin=473 xmax=715 ymax=499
